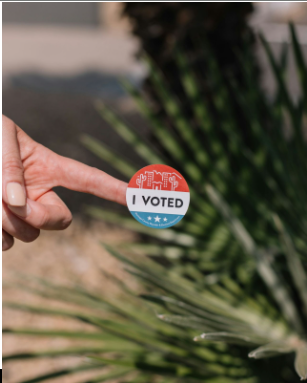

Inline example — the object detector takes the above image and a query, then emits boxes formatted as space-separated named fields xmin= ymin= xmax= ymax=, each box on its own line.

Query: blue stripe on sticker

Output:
xmin=130 ymin=211 xmax=184 ymax=229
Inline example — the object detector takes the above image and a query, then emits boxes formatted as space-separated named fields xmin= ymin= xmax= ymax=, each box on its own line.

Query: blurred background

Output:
xmin=3 ymin=2 xmax=307 ymax=382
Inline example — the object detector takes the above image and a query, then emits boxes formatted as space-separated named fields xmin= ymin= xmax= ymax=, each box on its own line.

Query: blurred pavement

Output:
xmin=3 ymin=26 xmax=145 ymax=83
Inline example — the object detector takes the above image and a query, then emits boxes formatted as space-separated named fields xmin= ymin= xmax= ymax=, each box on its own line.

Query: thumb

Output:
xmin=2 ymin=116 xmax=27 ymax=208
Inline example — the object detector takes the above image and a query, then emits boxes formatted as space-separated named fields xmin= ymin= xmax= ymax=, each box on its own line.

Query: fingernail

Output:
xmin=6 ymin=182 xmax=26 ymax=206
xmin=8 ymin=203 xmax=31 ymax=218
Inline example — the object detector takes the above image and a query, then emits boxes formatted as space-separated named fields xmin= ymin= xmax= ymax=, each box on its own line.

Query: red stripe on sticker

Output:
xmin=128 ymin=164 xmax=189 ymax=192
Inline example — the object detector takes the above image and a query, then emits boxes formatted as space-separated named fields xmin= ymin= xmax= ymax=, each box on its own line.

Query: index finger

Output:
xmin=54 ymin=155 xmax=128 ymax=206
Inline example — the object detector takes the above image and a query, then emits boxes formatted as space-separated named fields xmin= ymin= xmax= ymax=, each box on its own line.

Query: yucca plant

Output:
xmin=3 ymin=25 xmax=307 ymax=382
xmin=123 ymin=2 xmax=257 ymax=126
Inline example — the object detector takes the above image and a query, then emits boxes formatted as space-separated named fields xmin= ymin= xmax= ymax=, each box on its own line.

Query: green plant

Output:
xmin=3 ymin=25 xmax=307 ymax=382
xmin=123 ymin=2 xmax=256 ymax=129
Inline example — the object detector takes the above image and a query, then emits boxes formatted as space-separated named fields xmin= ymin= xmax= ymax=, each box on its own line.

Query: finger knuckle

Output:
xmin=60 ymin=210 xmax=73 ymax=230
xmin=84 ymin=169 xmax=100 ymax=194
xmin=3 ymin=157 xmax=24 ymax=175
xmin=36 ymin=209 xmax=49 ymax=229
xmin=22 ymin=228 xmax=40 ymax=243
xmin=83 ymin=171 xmax=94 ymax=192
xmin=3 ymin=242 xmax=13 ymax=251
xmin=2 ymin=236 xmax=14 ymax=251
xmin=2 ymin=209 xmax=10 ymax=228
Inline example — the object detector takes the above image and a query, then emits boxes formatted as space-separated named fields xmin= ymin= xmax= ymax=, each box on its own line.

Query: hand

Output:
xmin=2 ymin=115 xmax=127 ymax=251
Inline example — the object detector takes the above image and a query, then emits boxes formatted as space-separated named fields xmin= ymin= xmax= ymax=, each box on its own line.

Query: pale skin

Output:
xmin=2 ymin=115 xmax=128 ymax=251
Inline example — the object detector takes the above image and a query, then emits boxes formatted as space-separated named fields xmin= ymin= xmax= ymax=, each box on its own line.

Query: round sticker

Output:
xmin=126 ymin=164 xmax=190 ymax=229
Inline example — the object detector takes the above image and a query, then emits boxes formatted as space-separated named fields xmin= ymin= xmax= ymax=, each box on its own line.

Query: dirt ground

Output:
xmin=3 ymin=218 xmax=138 ymax=383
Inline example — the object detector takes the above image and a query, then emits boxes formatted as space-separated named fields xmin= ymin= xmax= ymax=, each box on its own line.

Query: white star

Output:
xmin=154 ymin=216 xmax=161 ymax=222
xmin=163 ymin=218 xmax=168 ymax=222
xmin=147 ymin=216 xmax=152 ymax=220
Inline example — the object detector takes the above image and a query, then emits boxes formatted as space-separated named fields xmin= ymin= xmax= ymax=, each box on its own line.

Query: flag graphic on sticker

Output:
xmin=126 ymin=164 xmax=190 ymax=229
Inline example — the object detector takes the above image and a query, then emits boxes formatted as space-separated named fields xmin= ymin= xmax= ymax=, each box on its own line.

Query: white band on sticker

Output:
xmin=127 ymin=188 xmax=190 ymax=215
